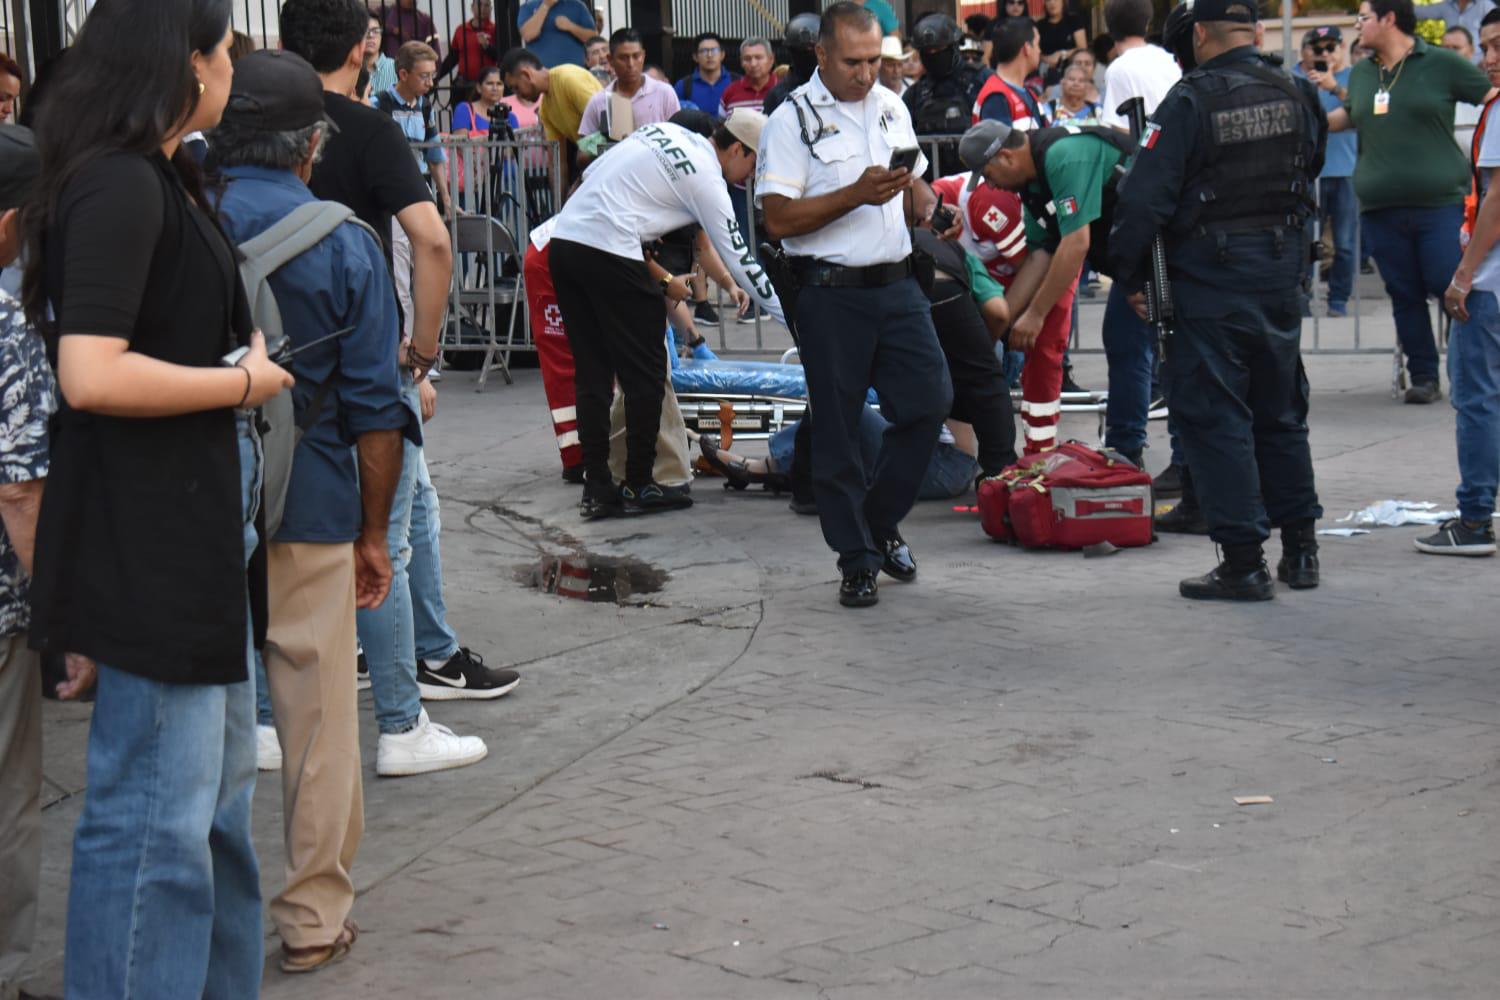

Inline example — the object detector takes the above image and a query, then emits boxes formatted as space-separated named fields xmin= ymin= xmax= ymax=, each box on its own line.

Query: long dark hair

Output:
xmin=470 ymin=65 xmax=501 ymax=103
xmin=21 ymin=0 xmax=233 ymax=325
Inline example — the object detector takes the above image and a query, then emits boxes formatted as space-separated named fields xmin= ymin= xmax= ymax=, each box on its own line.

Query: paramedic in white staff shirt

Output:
xmin=548 ymin=111 xmax=783 ymax=520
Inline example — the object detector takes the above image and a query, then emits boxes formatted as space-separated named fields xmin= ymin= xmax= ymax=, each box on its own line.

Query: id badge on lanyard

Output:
xmin=1374 ymin=90 xmax=1391 ymax=116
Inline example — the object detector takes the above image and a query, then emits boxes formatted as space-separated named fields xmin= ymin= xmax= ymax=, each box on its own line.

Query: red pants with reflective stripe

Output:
xmin=524 ymin=243 xmax=582 ymax=471
xmin=1020 ymin=275 xmax=1076 ymax=455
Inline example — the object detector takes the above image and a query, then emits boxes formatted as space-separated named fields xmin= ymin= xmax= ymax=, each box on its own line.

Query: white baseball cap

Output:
xmin=723 ymin=108 xmax=769 ymax=153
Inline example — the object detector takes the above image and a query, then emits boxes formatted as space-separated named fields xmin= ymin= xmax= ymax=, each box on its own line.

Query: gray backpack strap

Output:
xmin=240 ymin=201 xmax=357 ymax=278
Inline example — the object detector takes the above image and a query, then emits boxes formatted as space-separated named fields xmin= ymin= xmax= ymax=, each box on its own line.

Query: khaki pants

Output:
xmin=0 ymin=633 xmax=38 ymax=1000
xmin=608 ymin=372 xmax=692 ymax=488
xmin=264 ymin=542 xmax=363 ymax=949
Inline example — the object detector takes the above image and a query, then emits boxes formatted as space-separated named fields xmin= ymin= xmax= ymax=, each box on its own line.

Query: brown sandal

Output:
xmin=279 ymin=919 xmax=359 ymax=974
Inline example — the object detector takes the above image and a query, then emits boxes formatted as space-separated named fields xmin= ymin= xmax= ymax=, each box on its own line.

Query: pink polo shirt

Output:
xmin=578 ymin=74 xmax=681 ymax=136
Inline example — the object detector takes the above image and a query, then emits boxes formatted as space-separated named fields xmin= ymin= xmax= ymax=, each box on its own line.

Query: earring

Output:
xmin=198 ymin=82 xmax=205 ymax=95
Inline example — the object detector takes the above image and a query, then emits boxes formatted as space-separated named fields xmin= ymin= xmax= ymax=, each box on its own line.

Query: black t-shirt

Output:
xmin=310 ymin=90 xmax=433 ymax=264
xmin=1036 ymin=13 xmax=1087 ymax=57
xmin=33 ymin=151 xmax=255 ymax=685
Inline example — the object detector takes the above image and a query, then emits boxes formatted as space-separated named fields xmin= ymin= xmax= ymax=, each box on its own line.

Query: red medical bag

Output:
xmin=977 ymin=442 xmax=1154 ymax=549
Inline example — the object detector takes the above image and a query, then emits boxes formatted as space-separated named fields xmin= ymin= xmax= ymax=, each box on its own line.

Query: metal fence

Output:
xmin=416 ymin=131 xmax=562 ymax=386
xmin=913 ymin=133 xmax=1403 ymax=362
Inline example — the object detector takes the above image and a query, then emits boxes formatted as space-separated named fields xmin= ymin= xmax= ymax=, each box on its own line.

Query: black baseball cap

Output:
xmin=1190 ymin=0 xmax=1259 ymax=24
xmin=1303 ymin=25 xmax=1342 ymax=47
xmin=0 ymin=125 xmax=39 ymax=212
xmin=221 ymin=50 xmax=326 ymax=130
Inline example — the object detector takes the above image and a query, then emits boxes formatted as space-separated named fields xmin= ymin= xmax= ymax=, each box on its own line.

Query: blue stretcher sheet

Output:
xmin=670 ymin=360 xmax=879 ymax=406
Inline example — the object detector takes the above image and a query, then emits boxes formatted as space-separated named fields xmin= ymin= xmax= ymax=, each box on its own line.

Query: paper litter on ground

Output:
xmin=1335 ymin=500 xmax=1457 ymax=528
xmin=1233 ymin=795 xmax=1275 ymax=806
xmin=1317 ymin=528 xmax=1371 ymax=537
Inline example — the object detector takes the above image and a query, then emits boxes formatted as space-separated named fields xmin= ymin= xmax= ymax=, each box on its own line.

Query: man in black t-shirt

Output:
xmin=282 ymin=0 xmax=451 ymax=379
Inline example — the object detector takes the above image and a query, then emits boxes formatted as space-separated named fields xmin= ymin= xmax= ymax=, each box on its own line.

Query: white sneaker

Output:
xmin=256 ymin=724 xmax=282 ymax=771
xmin=376 ymin=709 xmax=487 ymax=777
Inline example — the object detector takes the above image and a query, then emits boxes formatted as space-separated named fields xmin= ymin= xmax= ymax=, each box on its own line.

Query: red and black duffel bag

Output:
xmin=977 ymin=442 xmax=1154 ymax=549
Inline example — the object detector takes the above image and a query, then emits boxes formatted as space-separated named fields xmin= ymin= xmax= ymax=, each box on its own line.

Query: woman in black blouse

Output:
xmin=1036 ymin=0 xmax=1089 ymax=82
xmin=21 ymin=0 xmax=291 ymax=994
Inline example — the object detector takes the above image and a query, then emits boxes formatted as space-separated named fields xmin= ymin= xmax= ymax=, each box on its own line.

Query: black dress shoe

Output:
xmin=878 ymin=534 xmax=917 ymax=582
xmin=1156 ymin=499 xmax=1209 ymax=535
xmin=1180 ymin=558 xmax=1275 ymax=601
xmin=621 ymin=480 xmax=694 ymax=515
xmin=839 ymin=569 xmax=880 ymax=607
xmin=561 ymin=465 xmax=586 ymax=485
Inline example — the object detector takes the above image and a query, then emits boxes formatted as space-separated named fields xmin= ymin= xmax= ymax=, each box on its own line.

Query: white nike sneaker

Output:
xmin=376 ymin=709 xmax=488 ymax=777
xmin=256 ymin=723 xmax=282 ymax=771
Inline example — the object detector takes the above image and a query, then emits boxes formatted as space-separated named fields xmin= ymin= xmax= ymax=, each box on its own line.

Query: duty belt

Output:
xmin=790 ymin=256 xmax=914 ymax=288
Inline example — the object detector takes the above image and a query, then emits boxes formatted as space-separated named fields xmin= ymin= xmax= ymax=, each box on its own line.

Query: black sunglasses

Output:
xmin=1312 ymin=43 xmax=1338 ymax=54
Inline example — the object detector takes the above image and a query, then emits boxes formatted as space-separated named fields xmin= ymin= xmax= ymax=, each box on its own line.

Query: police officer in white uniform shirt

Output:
xmin=757 ymin=1 xmax=956 ymax=609
xmin=550 ymin=110 xmax=784 ymax=520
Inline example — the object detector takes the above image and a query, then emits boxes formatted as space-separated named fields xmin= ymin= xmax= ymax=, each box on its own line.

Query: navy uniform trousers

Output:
xmin=1166 ymin=234 xmax=1323 ymax=545
xmin=796 ymin=277 xmax=953 ymax=573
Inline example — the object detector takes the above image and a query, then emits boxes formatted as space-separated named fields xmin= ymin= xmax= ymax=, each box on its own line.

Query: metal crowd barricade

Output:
xmin=417 ymin=130 xmax=563 ymax=389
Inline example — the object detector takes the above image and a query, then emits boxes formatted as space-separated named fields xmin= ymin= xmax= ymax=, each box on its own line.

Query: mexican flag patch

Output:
xmin=1142 ymin=122 xmax=1162 ymax=149
xmin=1057 ymin=195 xmax=1079 ymax=217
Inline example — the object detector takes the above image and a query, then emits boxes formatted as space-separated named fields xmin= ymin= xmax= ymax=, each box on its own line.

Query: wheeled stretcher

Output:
xmin=671 ymin=356 xmax=1108 ymax=442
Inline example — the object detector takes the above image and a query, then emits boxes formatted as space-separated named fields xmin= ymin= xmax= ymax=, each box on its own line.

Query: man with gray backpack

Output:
xmin=211 ymin=49 xmax=419 ymax=972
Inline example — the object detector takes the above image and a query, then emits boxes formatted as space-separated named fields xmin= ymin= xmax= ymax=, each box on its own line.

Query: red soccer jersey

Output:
xmin=930 ymin=173 xmax=1029 ymax=286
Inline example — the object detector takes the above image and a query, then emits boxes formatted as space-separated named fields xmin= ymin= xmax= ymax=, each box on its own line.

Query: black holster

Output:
xmin=759 ymin=242 xmax=803 ymax=346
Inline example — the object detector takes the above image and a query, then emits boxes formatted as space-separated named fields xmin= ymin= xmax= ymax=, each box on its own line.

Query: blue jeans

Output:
xmin=921 ymin=443 xmax=980 ymax=500
xmin=770 ymin=409 xmax=978 ymax=501
xmin=1319 ymin=177 xmax=1357 ymax=309
xmin=409 ymin=445 xmax=459 ymax=664
xmin=356 ymin=385 xmax=424 ymax=734
xmin=1362 ymin=203 xmax=1462 ymax=382
xmin=65 ymin=418 xmax=263 ymax=1000
xmin=1103 ymin=280 xmax=1154 ymax=457
xmin=1449 ymin=289 xmax=1500 ymax=520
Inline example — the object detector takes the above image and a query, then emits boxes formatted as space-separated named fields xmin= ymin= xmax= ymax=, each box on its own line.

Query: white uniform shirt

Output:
xmin=755 ymin=73 xmax=925 ymax=266
xmin=550 ymin=122 xmax=785 ymax=323
xmin=1099 ymin=43 xmax=1181 ymax=129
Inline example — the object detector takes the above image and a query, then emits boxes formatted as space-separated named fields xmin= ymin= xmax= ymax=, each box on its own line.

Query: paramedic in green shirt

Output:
xmin=958 ymin=118 xmax=1148 ymax=460
xmin=1326 ymin=0 xmax=1495 ymax=404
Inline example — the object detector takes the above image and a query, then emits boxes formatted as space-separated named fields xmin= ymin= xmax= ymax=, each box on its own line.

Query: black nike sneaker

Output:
xmin=416 ymin=647 xmax=521 ymax=701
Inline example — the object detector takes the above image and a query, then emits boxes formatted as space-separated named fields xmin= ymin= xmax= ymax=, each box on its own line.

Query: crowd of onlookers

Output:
xmin=6 ymin=0 xmax=1500 ymax=997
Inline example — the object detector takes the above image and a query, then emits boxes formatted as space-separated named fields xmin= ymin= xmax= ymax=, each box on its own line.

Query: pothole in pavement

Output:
xmin=515 ymin=552 xmax=670 ymax=605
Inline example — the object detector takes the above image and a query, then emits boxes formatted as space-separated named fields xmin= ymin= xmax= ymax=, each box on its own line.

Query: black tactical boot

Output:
xmin=1277 ymin=518 xmax=1320 ymax=589
xmin=1179 ymin=543 xmax=1275 ymax=601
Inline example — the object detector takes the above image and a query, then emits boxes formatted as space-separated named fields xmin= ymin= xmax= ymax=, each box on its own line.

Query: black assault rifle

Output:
xmin=1117 ymin=96 xmax=1173 ymax=355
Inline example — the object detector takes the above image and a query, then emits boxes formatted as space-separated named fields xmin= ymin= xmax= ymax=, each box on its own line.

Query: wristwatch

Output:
xmin=659 ymin=273 xmax=675 ymax=292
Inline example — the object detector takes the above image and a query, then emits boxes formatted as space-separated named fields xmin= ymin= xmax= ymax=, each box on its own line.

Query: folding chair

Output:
xmin=450 ymin=213 xmax=524 ymax=388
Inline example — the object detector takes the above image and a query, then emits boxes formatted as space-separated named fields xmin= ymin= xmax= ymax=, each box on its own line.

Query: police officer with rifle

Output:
xmin=1108 ymin=0 xmax=1327 ymax=602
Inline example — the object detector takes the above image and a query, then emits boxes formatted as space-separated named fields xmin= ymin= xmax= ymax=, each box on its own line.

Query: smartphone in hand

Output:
xmin=888 ymin=146 xmax=920 ymax=174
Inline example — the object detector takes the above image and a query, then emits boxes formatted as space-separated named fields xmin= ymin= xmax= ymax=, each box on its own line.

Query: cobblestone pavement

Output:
xmin=29 ymin=298 xmax=1500 ymax=998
